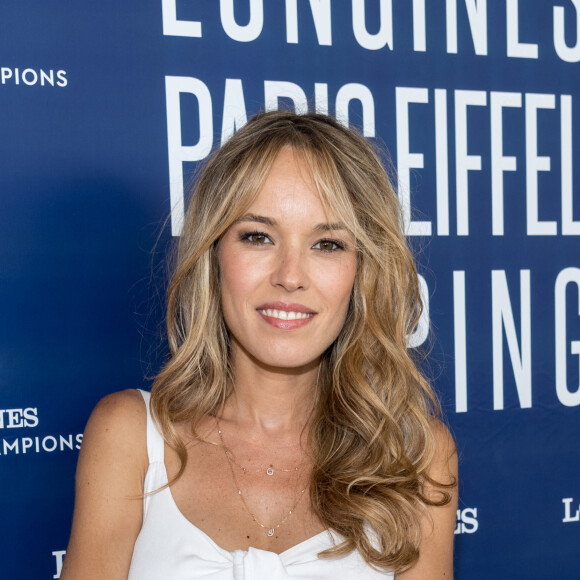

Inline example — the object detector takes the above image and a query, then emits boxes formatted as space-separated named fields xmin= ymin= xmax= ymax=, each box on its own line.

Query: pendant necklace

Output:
xmin=217 ymin=420 xmax=307 ymax=537
xmin=223 ymin=446 xmax=302 ymax=476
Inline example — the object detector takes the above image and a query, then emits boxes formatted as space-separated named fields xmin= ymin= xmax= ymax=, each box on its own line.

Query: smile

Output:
xmin=257 ymin=309 xmax=314 ymax=320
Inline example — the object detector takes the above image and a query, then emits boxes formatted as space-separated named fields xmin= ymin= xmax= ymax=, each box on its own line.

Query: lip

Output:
xmin=256 ymin=301 xmax=317 ymax=314
xmin=256 ymin=302 xmax=317 ymax=330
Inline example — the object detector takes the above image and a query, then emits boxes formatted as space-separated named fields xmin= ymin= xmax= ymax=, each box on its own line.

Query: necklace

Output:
xmin=216 ymin=420 xmax=303 ymax=476
xmin=217 ymin=422 xmax=307 ymax=537
xmin=223 ymin=448 xmax=301 ymax=476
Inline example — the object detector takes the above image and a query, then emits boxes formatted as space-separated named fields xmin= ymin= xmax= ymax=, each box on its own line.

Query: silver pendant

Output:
xmin=266 ymin=467 xmax=274 ymax=476
xmin=267 ymin=528 xmax=275 ymax=536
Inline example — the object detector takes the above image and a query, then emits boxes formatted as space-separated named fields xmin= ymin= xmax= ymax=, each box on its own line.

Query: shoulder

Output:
xmin=429 ymin=418 xmax=457 ymax=461
xmin=61 ymin=390 xmax=150 ymax=579
xmin=80 ymin=389 xmax=148 ymax=471
xmin=394 ymin=420 xmax=457 ymax=579
xmin=89 ymin=388 xmax=147 ymax=422
xmin=424 ymin=418 xmax=457 ymax=491
xmin=85 ymin=389 xmax=147 ymax=434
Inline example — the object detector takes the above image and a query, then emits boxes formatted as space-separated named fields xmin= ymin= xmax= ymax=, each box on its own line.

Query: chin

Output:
xmin=260 ymin=352 xmax=322 ymax=372
xmin=239 ymin=342 xmax=324 ymax=373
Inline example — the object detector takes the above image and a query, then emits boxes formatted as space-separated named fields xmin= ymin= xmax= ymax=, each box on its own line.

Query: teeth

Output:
xmin=260 ymin=309 xmax=313 ymax=320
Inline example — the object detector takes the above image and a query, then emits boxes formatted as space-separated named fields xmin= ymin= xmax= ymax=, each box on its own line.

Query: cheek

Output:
xmin=339 ymin=258 xmax=357 ymax=297
xmin=218 ymin=248 xmax=242 ymax=319
xmin=320 ymin=259 xmax=357 ymax=314
xmin=218 ymin=249 xmax=264 ymax=318
xmin=220 ymin=258 xmax=243 ymax=298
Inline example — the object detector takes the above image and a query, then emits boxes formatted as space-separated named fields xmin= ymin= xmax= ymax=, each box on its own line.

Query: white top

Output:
xmin=128 ymin=389 xmax=394 ymax=580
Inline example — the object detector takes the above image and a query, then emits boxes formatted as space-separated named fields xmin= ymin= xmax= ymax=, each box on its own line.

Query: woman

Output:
xmin=62 ymin=111 xmax=457 ymax=579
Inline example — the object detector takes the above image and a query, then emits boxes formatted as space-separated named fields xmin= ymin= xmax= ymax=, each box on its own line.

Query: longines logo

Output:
xmin=562 ymin=498 xmax=580 ymax=522
xmin=0 ymin=433 xmax=83 ymax=455
xmin=454 ymin=507 xmax=478 ymax=534
xmin=0 ymin=407 xmax=38 ymax=428
xmin=0 ymin=406 xmax=83 ymax=456
xmin=1 ymin=67 xmax=67 ymax=87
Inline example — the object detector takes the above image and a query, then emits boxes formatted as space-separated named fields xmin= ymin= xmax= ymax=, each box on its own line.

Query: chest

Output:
xmin=165 ymin=430 xmax=325 ymax=554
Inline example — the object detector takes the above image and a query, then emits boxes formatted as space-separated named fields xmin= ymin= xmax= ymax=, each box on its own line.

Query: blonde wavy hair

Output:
xmin=151 ymin=110 xmax=453 ymax=573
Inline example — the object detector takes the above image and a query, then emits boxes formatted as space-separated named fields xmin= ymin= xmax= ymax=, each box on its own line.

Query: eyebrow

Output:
xmin=235 ymin=213 xmax=346 ymax=232
xmin=235 ymin=213 xmax=275 ymax=226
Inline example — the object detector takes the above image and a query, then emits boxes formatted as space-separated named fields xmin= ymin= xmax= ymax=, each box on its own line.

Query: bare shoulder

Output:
xmin=87 ymin=388 xmax=147 ymax=430
xmin=77 ymin=388 xmax=149 ymax=479
xmin=395 ymin=419 xmax=458 ymax=580
xmin=61 ymin=389 xmax=148 ymax=580
xmin=428 ymin=418 xmax=457 ymax=472
xmin=422 ymin=418 xmax=458 ymax=501
xmin=80 ymin=389 xmax=147 ymax=462
xmin=80 ymin=388 xmax=149 ymax=482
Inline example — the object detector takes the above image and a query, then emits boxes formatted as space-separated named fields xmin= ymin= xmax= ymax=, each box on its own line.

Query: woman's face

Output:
xmin=218 ymin=147 xmax=357 ymax=372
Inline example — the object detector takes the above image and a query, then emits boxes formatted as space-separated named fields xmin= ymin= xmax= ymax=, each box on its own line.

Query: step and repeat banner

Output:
xmin=1 ymin=1 xmax=579 ymax=578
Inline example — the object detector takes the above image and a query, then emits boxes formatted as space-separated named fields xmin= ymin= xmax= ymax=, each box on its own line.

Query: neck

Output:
xmin=221 ymin=346 xmax=319 ymax=438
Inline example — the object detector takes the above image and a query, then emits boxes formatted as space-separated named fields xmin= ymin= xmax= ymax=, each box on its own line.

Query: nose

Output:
xmin=270 ymin=246 xmax=309 ymax=292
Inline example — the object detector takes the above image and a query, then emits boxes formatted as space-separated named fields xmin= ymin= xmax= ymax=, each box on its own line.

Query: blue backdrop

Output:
xmin=1 ymin=1 xmax=579 ymax=578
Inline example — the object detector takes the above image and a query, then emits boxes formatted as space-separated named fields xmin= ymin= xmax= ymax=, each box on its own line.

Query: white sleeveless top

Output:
xmin=128 ymin=390 xmax=394 ymax=580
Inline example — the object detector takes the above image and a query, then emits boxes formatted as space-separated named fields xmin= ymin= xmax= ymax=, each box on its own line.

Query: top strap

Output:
xmin=138 ymin=389 xmax=165 ymax=464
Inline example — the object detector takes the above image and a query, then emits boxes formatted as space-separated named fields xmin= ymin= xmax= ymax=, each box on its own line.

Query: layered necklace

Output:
xmin=216 ymin=420 xmax=307 ymax=537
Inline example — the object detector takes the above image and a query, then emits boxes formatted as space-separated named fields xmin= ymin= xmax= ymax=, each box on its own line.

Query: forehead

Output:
xmin=245 ymin=147 xmax=335 ymax=221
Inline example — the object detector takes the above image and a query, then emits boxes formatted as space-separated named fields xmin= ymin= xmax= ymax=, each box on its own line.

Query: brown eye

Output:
xmin=313 ymin=240 xmax=344 ymax=252
xmin=242 ymin=232 xmax=272 ymax=245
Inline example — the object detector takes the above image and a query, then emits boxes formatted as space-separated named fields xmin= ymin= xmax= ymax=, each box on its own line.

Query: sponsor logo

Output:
xmin=0 ymin=406 xmax=82 ymax=456
xmin=0 ymin=407 xmax=38 ymax=428
xmin=52 ymin=550 xmax=66 ymax=579
xmin=0 ymin=433 xmax=83 ymax=455
xmin=455 ymin=507 xmax=478 ymax=534
xmin=0 ymin=67 xmax=67 ymax=87
xmin=562 ymin=498 xmax=580 ymax=522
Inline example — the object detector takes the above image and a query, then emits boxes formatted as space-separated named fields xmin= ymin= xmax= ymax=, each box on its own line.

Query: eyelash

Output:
xmin=313 ymin=239 xmax=346 ymax=252
xmin=239 ymin=231 xmax=346 ymax=252
xmin=240 ymin=231 xmax=272 ymax=246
